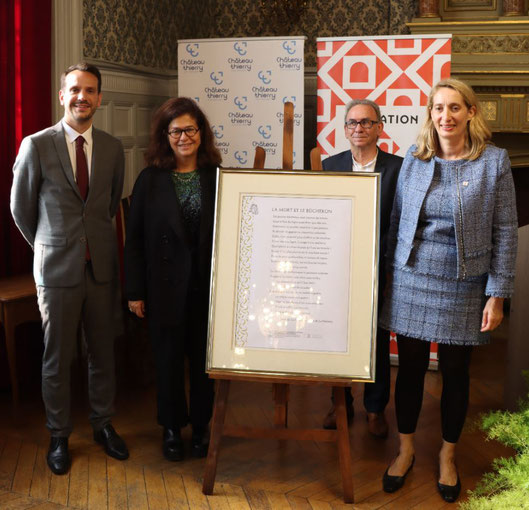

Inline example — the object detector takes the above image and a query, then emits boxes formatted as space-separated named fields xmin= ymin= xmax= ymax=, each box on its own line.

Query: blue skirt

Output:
xmin=379 ymin=267 xmax=489 ymax=346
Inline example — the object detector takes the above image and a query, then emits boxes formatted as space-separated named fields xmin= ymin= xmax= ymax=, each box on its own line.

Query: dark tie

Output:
xmin=75 ymin=136 xmax=90 ymax=260
xmin=75 ymin=136 xmax=89 ymax=200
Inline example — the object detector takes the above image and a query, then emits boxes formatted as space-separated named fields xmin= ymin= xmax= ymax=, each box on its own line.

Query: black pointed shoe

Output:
xmin=382 ymin=455 xmax=415 ymax=493
xmin=162 ymin=428 xmax=184 ymax=462
xmin=191 ymin=426 xmax=209 ymax=458
xmin=94 ymin=424 xmax=129 ymax=460
xmin=47 ymin=437 xmax=71 ymax=475
xmin=437 ymin=476 xmax=461 ymax=503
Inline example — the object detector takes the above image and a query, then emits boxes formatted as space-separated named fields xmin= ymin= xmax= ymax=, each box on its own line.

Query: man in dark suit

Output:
xmin=11 ymin=62 xmax=128 ymax=474
xmin=322 ymin=99 xmax=402 ymax=437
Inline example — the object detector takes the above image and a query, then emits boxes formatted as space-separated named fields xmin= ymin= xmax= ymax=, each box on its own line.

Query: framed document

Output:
xmin=207 ymin=169 xmax=380 ymax=382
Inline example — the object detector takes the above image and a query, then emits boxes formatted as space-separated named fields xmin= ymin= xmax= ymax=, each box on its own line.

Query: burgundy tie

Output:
xmin=75 ymin=136 xmax=90 ymax=260
xmin=75 ymin=136 xmax=89 ymax=201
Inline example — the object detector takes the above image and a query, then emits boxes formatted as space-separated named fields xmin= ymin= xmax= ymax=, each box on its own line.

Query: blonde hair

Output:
xmin=414 ymin=78 xmax=491 ymax=161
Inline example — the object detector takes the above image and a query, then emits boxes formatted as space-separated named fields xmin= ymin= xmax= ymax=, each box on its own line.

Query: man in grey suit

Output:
xmin=11 ymin=62 xmax=128 ymax=474
xmin=322 ymin=99 xmax=402 ymax=437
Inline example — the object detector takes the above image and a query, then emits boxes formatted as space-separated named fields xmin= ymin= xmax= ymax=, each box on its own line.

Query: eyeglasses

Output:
xmin=345 ymin=119 xmax=379 ymax=130
xmin=167 ymin=127 xmax=199 ymax=139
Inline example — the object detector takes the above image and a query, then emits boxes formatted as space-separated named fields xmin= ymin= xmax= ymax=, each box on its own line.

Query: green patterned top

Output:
xmin=171 ymin=169 xmax=201 ymax=243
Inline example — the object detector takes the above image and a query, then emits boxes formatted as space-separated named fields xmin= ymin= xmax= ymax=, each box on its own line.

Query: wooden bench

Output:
xmin=0 ymin=274 xmax=40 ymax=411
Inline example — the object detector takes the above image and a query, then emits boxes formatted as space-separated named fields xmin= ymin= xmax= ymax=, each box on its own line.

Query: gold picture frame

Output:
xmin=207 ymin=168 xmax=380 ymax=383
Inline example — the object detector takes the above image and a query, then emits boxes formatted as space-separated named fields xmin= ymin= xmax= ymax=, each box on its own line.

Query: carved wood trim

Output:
xmin=452 ymin=34 xmax=529 ymax=53
xmin=419 ymin=0 xmax=440 ymax=17
xmin=502 ymin=0 xmax=525 ymax=16
xmin=481 ymin=100 xmax=498 ymax=121
xmin=444 ymin=0 xmax=497 ymax=11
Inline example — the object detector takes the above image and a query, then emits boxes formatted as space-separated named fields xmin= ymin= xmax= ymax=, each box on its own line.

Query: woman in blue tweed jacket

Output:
xmin=379 ymin=78 xmax=517 ymax=503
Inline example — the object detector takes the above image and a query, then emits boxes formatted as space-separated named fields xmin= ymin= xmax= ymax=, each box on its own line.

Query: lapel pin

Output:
xmin=462 ymin=181 xmax=469 ymax=186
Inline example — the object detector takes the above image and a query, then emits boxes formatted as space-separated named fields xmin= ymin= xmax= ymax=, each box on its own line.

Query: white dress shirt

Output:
xmin=352 ymin=149 xmax=378 ymax=172
xmin=62 ymin=120 xmax=94 ymax=180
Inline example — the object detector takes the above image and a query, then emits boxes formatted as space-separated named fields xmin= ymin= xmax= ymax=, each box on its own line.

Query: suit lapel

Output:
xmin=51 ymin=121 xmax=82 ymax=199
xmin=199 ymin=168 xmax=215 ymax=248
xmin=375 ymin=148 xmax=392 ymax=171
xmin=343 ymin=151 xmax=353 ymax=171
xmin=334 ymin=151 xmax=352 ymax=172
xmin=375 ymin=149 xmax=388 ymax=186
xmin=89 ymin=128 xmax=104 ymax=202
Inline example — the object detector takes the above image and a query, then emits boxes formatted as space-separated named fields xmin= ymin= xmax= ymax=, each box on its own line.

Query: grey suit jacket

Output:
xmin=11 ymin=121 xmax=125 ymax=287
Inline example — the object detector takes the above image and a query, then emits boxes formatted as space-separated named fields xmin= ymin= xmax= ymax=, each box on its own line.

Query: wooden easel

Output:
xmin=202 ymin=103 xmax=355 ymax=504
xmin=202 ymin=375 xmax=354 ymax=502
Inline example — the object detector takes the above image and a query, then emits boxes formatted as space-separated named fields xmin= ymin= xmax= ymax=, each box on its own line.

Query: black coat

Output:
xmin=322 ymin=148 xmax=402 ymax=295
xmin=124 ymin=165 xmax=216 ymax=325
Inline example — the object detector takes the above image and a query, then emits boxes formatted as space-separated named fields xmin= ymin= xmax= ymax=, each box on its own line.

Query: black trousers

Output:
xmin=149 ymin=290 xmax=214 ymax=430
xmin=340 ymin=327 xmax=391 ymax=413
xmin=395 ymin=335 xmax=473 ymax=443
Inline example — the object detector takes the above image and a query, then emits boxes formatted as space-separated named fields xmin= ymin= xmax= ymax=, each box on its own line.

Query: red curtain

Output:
xmin=0 ymin=0 xmax=51 ymax=277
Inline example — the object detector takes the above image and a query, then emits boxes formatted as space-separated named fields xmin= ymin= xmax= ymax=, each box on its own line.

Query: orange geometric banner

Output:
xmin=317 ymin=35 xmax=451 ymax=369
xmin=317 ymin=35 xmax=452 ymax=159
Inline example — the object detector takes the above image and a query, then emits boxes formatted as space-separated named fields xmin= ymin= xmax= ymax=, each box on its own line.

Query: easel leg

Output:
xmin=333 ymin=386 xmax=354 ymax=503
xmin=273 ymin=383 xmax=289 ymax=428
xmin=202 ymin=379 xmax=230 ymax=495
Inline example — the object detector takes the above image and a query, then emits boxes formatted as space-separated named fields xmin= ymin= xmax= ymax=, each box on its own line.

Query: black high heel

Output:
xmin=437 ymin=475 xmax=461 ymax=503
xmin=382 ymin=455 xmax=415 ymax=493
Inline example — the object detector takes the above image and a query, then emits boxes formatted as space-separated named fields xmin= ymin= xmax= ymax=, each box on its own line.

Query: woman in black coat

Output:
xmin=125 ymin=98 xmax=221 ymax=461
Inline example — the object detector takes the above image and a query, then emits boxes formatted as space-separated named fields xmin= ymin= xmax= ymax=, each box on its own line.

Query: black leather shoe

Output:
xmin=47 ymin=437 xmax=70 ymax=475
xmin=94 ymin=424 xmax=129 ymax=460
xmin=367 ymin=412 xmax=389 ymax=439
xmin=163 ymin=428 xmax=184 ymax=462
xmin=191 ymin=426 xmax=209 ymax=458
xmin=437 ymin=476 xmax=461 ymax=503
xmin=382 ymin=455 xmax=415 ymax=493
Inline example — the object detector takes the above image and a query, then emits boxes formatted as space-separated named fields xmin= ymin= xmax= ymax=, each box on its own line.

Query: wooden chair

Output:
xmin=310 ymin=147 xmax=323 ymax=171
xmin=252 ymin=101 xmax=296 ymax=170
xmin=0 ymin=273 xmax=40 ymax=411
xmin=253 ymin=146 xmax=266 ymax=169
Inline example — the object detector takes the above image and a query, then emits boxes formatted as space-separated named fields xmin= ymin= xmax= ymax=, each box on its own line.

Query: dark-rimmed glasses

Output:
xmin=345 ymin=119 xmax=379 ymax=130
xmin=167 ymin=127 xmax=200 ymax=139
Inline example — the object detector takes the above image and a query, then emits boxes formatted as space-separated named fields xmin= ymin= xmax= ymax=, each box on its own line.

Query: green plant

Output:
xmin=460 ymin=372 xmax=529 ymax=509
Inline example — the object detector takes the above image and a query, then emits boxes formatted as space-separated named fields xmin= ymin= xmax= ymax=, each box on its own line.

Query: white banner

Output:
xmin=178 ymin=37 xmax=305 ymax=169
xmin=317 ymin=34 xmax=452 ymax=159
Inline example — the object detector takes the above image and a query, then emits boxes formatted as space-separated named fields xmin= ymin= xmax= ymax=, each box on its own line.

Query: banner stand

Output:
xmin=178 ymin=36 xmax=305 ymax=170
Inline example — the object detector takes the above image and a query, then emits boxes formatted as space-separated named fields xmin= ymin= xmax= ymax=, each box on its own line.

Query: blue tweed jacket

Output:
xmin=387 ymin=144 xmax=518 ymax=297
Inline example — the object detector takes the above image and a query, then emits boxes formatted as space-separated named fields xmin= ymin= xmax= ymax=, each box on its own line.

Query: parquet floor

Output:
xmin=0 ymin=322 xmax=515 ymax=509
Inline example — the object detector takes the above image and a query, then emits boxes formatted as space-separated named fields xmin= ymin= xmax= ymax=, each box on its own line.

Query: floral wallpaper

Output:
xmin=83 ymin=0 xmax=417 ymax=70
xmin=83 ymin=0 xmax=215 ymax=69
xmin=208 ymin=0 xmax=417 ymax=67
